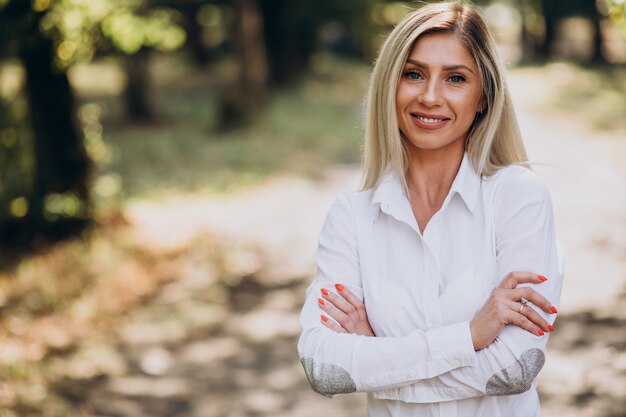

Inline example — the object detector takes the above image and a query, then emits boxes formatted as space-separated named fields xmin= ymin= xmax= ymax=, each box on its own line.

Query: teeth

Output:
xmin=417 ymin=115 xmax=443 ymax=123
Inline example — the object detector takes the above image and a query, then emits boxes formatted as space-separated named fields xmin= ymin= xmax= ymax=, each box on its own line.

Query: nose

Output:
xmin=418 ymin=79 xmax=442 ymax=107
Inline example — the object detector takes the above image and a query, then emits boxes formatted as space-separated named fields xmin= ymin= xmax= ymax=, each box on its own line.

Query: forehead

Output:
xmin=406 ymin=32 xmax=477 ymax=67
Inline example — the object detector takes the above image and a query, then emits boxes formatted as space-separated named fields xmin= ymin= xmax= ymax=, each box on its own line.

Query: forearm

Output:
xmin=372 ymin=326 xmax=549 ymax=402
xmin=298 ymin=282 xmax=476 ymax=396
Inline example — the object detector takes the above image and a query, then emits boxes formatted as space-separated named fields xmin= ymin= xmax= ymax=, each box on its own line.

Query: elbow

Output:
xmin=486 ymin=348 xmax=545 ymax=396
xmin=300 ymin=357 xmax=357 ymax=397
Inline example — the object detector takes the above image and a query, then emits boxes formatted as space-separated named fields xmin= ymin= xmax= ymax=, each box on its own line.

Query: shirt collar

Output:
xmin=448 ymin=152 xmax=482 ymax=213
xmin=371 ymin=152 xmax=482 ymax=221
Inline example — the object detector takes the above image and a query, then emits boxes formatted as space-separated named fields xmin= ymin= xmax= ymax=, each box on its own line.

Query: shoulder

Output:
xmin=483 ymin=164 xmax=551 ymax=204
xmin=328 ymin=188 xmax=375 ymax=221
xmin=319 ymin=188 xmax=374 ymax=247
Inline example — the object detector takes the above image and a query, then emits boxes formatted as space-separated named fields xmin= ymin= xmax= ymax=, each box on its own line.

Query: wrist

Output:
xmin=470 ymin=319 xmax=486 ymax=351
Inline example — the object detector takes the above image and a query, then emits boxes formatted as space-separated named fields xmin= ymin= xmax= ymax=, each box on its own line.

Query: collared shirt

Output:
xmin=298 ymin=154 xmax=564 ymax=417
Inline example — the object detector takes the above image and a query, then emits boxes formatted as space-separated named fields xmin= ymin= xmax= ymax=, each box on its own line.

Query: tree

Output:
xmin=606 ymin=0 xmax=626 ymax=35
xmin=538 ymin=0 xmax=607 ymax=63
xmin=0 ymin=0 xmax=185 ymax=245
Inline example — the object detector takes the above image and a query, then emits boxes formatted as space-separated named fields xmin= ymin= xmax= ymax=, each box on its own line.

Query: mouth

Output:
xmin=411 ymin=113 xmax=450 ymax=123
xmin=415 ymin=115 xmax=445 ymax=124
xmin=410 ymin=112 xmax=450 ymax=129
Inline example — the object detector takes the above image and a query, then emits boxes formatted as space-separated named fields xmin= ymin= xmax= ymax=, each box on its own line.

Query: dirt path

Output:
xmin=82 ymin=71 xmax=626 ymax=417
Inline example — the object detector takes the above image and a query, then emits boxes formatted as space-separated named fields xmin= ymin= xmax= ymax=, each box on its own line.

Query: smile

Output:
xmin=410 ymin=113 xmax=450 ymax=130
xmin=416 ymin=115 xmax=444 ymax=124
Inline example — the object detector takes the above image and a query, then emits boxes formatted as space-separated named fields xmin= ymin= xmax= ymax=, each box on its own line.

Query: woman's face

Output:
xmin=395 ymin=32 xmax=483 ymax=157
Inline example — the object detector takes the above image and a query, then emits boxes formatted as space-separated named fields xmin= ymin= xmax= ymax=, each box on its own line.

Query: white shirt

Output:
xmin=298 ymin=154 xmax=564 ymax=417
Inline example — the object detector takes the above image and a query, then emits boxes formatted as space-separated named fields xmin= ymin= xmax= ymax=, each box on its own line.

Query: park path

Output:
xmin=80 ymin=70 xmax=625 ymax=417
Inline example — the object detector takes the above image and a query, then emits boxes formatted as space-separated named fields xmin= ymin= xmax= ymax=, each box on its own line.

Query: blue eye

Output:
xmin=449 ymin=74 xmax=466 ymax=83
xmin=404 ymin=70 xmax=422 ymax=80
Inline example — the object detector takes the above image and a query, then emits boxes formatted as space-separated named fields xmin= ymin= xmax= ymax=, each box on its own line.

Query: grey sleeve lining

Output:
xmin=300 ymin=357 xmax=357 ymax=397
xmin=486 ymin=348 xmax=545 ymax=396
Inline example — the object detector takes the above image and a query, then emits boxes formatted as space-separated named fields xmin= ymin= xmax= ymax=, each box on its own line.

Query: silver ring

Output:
xmin=518 ymin=297 xmax=529 ymax=313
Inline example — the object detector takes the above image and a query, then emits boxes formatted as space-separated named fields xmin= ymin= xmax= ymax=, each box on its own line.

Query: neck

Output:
xmin=405 ymin=144 xmax=465 ymax=208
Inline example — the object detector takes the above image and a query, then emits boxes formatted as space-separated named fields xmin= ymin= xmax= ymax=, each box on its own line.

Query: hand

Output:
xmin=470 ymin=272 xmax=557 ymax=350
xmin=318 ymin=284 xmax=375 ymax=337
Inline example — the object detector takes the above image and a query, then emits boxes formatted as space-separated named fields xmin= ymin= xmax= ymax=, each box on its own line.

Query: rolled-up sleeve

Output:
xmin=297 ymin=193 xmax=477 ymax=397
xmin=373 ymin=168 xmax=564 ymax=403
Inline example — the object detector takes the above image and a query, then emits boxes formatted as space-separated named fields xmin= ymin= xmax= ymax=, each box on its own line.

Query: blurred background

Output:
xmin=0 ymin=0 xmax=624 ymax=416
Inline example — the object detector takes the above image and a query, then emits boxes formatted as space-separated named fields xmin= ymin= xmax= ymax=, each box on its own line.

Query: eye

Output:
xmin=403 ymin=70 xmax=422 ymax=80
xmin=449 ymin=74 xmax=466 ymax=83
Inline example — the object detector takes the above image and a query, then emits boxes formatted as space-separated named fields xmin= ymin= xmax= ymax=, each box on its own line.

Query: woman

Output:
xmin=297 ymin=2 xmax=564 ymax=416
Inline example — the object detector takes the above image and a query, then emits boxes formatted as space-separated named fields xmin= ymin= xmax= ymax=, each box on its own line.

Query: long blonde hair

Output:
xmin=360 ymin=1 xmax=528 ymax=190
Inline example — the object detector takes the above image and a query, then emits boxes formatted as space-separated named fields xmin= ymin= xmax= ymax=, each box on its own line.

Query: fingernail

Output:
xmin=547 ymin=324 xmax=554 ymax=332
xmin=538 ymin=330 xmax=545 ymax=336
xmin=321 ymin=315 xmax=328 ymax=322
xmin=321 ymin=288 xmax=329 ymax=296
xmin=318 ymin=298 xmax=325 ymax=305
xmin=538 ymin=275 xmax=548 ymax=281
xmin=335 ymin=284 xmax=344 ymax=292
xmin=550 ymin=306 xmax=558 ymax=314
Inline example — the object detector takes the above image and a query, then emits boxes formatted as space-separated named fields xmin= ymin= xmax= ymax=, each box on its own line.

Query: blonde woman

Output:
xmin=298 ymin=1 xmax=563 ymax=416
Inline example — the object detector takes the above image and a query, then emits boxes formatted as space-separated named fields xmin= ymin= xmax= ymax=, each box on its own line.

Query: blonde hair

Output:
xmin=360 ymin=1 xmax=528 ymax=190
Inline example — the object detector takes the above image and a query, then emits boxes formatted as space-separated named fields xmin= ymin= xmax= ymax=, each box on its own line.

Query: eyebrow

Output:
xmin=406 ymin=58 xmax=475 ymax=74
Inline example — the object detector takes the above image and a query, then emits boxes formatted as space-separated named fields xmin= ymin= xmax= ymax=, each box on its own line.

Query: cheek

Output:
xmin=395 ymin=85 xmax=410 ymax=109
xmin=452 ymin=91 xmax=481 ymax=121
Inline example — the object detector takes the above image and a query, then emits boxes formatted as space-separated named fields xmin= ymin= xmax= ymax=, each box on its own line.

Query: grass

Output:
xmin=94 ymin=53 xmax=369 ymax=200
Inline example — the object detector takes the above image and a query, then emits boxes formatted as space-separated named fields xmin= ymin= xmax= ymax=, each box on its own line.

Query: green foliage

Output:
xmin=0 ymin=0 xmax=187 ymax=226
xmin=606 ymin=0 xmax=626 ymax=35
xmin=35 ymin=0 xmax=187 ymax=68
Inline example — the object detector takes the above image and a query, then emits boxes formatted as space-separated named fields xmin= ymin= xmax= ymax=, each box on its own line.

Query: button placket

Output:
xmin=422 ymin=221 xmax=443 ymax=327
xmin=421 ymin=242 xmax=442 ymax=328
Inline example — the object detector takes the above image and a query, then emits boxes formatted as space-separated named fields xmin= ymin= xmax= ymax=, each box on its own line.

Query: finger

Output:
xmin=509 ymin=300 xmax=552 ymax=333
xmin=508 ymin=310 xmax=546 ymax=337
xmin=335 ymin=284 xmax=368 ymax=322
xmin=318 ymin=297 xmax=354 ymax=331
xmin=513 ymin=287 xmax=556 ymax=315
xmin=321 ymin=315 xmax=347 ymax=333
xmin=321 ymin=287 xmax=358 ymax=318
xmin=499 ymin=272 xmax=548 ymax=289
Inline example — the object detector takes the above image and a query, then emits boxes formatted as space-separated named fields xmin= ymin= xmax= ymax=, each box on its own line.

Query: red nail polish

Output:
xmin=321 ymin=288 xmax=329 ymax=296
xmin=550 ymin=306 xmax=558 ymax=314
xmin=321 ymin=315 xmax=328 ymax=322
xmin=538 ymin=275 xmax=548 ymax=281
xmin=547 ymin=325 xmax=554 ymax=332
xmin=318 ymin=298 xmax=325 ymax=305
xmin=538 ymin=330 xmax=545 ymax=336
xmin=335 ymin=284 xmax=345 ymax=292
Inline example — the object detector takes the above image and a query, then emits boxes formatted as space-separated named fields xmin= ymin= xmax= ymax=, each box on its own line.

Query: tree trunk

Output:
xmin=539 ymin=0 xmax=557 ymax=61
xmin=591 ymin=12 xmax=606 ymax=64
xmin=517 ymin=0 xmax=536 ymax=63
xmin=260 ymin=0 xmax=297 ymax=86
xmin=218 ymin=0 xmax=268 ymax=129
xmin=124 ymin=47 xmax=155 ymax=122
xmin=20 ymin=31 xmax=90 ymax=203
xmin=182 ymin=5 xmax=210 ymax=67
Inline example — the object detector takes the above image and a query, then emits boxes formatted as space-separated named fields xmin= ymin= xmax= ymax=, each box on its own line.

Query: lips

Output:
xmin=416 ymin=115 xmax=443 ymax=124
xmin=410 ymin=112 xmax=450 ymax=129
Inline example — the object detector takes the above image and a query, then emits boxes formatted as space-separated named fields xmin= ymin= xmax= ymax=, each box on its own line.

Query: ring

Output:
xmin=518 ymin=297 xmax=529 ymax=313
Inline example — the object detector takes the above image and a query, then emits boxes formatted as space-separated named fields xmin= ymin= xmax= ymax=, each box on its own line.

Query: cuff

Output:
xmin=426 ymin=321 xmax=476 ymax=366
